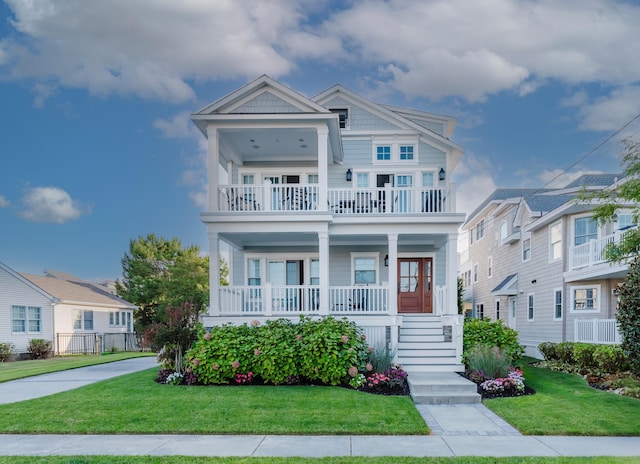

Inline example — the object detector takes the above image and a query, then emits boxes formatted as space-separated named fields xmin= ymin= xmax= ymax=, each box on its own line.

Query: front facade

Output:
xmin=192 ymin=76 xmax=466 ymax=372
xmin=461 ymin=175 xmax=631 ymax=357
xmin=0 ymin=262 xmax=137 ymax=355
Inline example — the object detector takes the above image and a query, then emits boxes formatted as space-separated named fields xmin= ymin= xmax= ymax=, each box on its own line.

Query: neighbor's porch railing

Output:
xmin=570 ymin=227 xmax=637 ymax=270
xmin=217 ymin=185 xmax=452 ymax=214
xmin=574 ymin=319 xmax=621 ymax=344
xmin=218 ymin=284 xmax=448 ymax=316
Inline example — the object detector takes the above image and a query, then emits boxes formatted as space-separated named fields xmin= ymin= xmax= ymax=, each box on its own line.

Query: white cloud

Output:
xmin=577 ymin=86 xmax=640 ymax=132
xmin=452 ymin=152 xmax=497 ymax=215
xmin=4 ymin=0 xmax=640 ymax=106
xmin=153 ymin=111 xmax=198 ymax=139
xmin=0 ymin=195 xmax=10 ymax=208
xmin=18 ymin=186 xmax=88 ymax=223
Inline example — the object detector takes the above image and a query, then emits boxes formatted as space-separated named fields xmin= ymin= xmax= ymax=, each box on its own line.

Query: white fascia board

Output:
xmin=56 ymin=300 xmax=138 ymax=310
xmin=3 ymin=263 xmax=58 ymax=302
xmin=525 ymin=202 xmax=596 ymax=233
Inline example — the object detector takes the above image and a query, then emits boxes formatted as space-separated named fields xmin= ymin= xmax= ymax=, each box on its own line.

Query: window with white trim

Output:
xmin=616 ymin=213 xmax=635 ymax=230
xmin=476 ymin=303 xmax=484 ymax=319
xmin=422 ymin=172 xmax=434 ymax=187
xmin=247 ymin=259 xmax=261 ymax=286
xmin=527 ymin=294 xmax=535 ymax=321
xmin=473 ymin=263 xmax=479 ymax=283
xmin=487 ymin=256 xmax=493 ymax=278
xmin=571 ymin=285 xmax=600 ymax=312
xmin=73 ymin=309 xmax=94 ymax=331
xmin=356 ymin=173 xmax=369 ymax=188
xmin=522 ymin=235 xmax=531 ymax=262
xmin=574 ymin=216 xmax=597 ymax=246
xmin=11 ymin=305 xmax=41 ymax=333
xmin=373 ymin=142 xmax=418 ymax=162
xmin=549 ymin=222 xmax=562 ymax=261
xmin=331 ymin=108 xmax=349 ymax=129
xmin=475 ymin=220 xmax=485 ymax=241
xmin=109 ymin=311 xmax=132 ymax=329
xmin=376 ymin=145 xmax=391 ymax=161
xmin=353 ymin=256 xmax=377 ymax=285
xmin=554 ymin=289 xmax=563 ymax=320
xmin=495 ymin=300 xmax=501 ymax=320
xmin=499 ymin=221 xmax=508 ymax=244
xmin=399 ymin=145 xmax=414 ymax=160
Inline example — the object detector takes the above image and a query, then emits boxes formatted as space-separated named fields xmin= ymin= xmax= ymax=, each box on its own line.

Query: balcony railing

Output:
xmin=570 ymin=227 xmax=636 ymax=270
xmin=217 ymin=185 xmax=452 ymax=214
xmin=217 ymin=284 xmax=448 ymax=316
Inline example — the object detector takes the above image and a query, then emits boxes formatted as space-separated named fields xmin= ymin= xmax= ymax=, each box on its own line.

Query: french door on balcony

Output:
xmin=397 ymin=257 xmax=433 ymax=313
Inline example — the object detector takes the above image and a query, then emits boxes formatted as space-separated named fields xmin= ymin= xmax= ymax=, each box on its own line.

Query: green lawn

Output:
xmin=0 ymin=368 xmax=427 ymax=435
xmin=0 ymin=352 xmax=155 ymax=383
xmin=485 ymin=362 xmax=640 ymax=435
xmin=2 ymin=457 xmax=639 ymax=464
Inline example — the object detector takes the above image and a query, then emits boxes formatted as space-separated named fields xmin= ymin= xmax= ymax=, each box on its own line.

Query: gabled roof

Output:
xmin=464 ymin=189 xmax=551 ymax=227
xmin=312 ymin=84 xmax=464 ymax=170
xmin=19 ymin=271 xmax=136 ymax=309
xmin=0 ymin=261 xmax=56 ymax=301
xmin=492 ymin=273 xmax=518 ymax=296
xmin=563 ymin=173 xmax=623 ymax=189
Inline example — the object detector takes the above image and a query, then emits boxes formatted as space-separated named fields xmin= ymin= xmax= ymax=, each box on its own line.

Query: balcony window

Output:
xmin=248 ymin=259 xmax=261 ymax=286
xmin=422 ymin=172 xmax=434 ymax=187
xmin=356 ymin=173 xmax=369 ymax=188
xmin=574 ymin=217 xmax=597 ymax=246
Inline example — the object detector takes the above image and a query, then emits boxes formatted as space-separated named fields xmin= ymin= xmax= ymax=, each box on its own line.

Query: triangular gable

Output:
xmin=0 ymin=261 xmax=56 ymax=302
xmin=313 ymin=84 xmax=463 ymax=168
xmin=194 ymin=75 xmax=330 ymax=116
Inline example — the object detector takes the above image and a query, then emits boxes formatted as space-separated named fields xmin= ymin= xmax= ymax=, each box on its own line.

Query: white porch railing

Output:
xmin=217 ymin=185 xmax=452 ymax=215
xmin=218 ymin=285 xmax=453 ymax=316
xmin=574 ymin=318 xmax=621 ymax=344
xmin=570 ymin=227 xmax=636 ymax=270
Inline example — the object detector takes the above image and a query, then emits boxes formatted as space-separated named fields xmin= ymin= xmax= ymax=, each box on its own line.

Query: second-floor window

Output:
xmin=549 ymin=222 xmax=562 ymax=261
xmin=574 ymin=217 xmax=597 ymax=246
xmin=399 ymin=145 xmax=414 ymax=160
xmin=373 ymin=142 xmax=417 ymax=162
xmin=376 ymin=145 xmax=391 ymax=161
xmin=473 ymin=263 xmax=478 ymax=283
xmin=475 ymin=220 xmax=485 ymax=241
xmin=499 ymin=222 xmax=508 ymax=244
xmin=487 ymin=256 xmax=492 ymax=278
xmin=522 ymin=236 xmax=531 ymax=261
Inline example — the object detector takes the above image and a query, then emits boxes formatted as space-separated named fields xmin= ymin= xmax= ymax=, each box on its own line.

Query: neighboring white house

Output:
xmin=461 ymin=174 xmax=632 ymax=357
xmin=190 ymin=75 xmax=466 ymax=372
xmin=0 ymin=262 xmax=137 ymax=356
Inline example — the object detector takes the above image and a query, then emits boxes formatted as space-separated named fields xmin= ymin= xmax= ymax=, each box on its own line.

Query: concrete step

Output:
xmin=401 ymin=320 xmax=444 ymax=328
xmin=407 ymin=372 xmax=481 ymax=404
xmin=399 ymin=334 xmax=445 ymax=343
xmin=397 ymin=348 xmax=456 ymax=357
xmin=402 ymin=364 xmax=466 ymax=373
xmin=397 ymin=341 xmax=452 ymax=350
xmin=399 ymin=327 xmax=443 ymax=336
xmin=398 ymin=356 xmax=460 ymax=365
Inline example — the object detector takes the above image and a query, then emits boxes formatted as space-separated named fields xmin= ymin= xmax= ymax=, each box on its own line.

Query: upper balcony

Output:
xmin=216 ymin=183 xmax=455 ymax=215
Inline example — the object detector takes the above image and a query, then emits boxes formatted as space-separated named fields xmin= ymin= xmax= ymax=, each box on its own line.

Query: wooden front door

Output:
xmin=397 ymin=258 xmax=433 ymax=313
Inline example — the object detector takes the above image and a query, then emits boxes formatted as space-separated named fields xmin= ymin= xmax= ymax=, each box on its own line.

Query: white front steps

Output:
xmin=397 ymin=315 xmax=464 ymax=374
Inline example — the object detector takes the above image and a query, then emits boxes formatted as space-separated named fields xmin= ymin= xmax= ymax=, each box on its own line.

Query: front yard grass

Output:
xmin=0 ymin=368 xmax=427 ymax=435
xmin=485 ymin=361 xmax=640 ymax=435
xmin=0 ymin=352 xmax=155 ymax=383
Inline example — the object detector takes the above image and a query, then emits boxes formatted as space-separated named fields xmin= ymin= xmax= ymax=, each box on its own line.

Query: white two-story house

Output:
xmin=191 ymin=75 xmax=466 ymax=372
xmin=461 ymin=174 xmax=632 ymax=357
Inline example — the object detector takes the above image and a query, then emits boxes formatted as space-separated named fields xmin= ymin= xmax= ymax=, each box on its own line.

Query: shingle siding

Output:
xmin=231 ymin=91 xmax=303 ymax=114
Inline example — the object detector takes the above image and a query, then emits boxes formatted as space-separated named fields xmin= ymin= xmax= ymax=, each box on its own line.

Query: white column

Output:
xmin=207 ymin=126 xmax=220 ymax=211
xmin=388 ymin=234 xmax=398 ymax=315
xmin=209 ymin=230 xmax=220 ymax=316
xmin=318 ymin=231 xmax=330 ymax=315
xmin=447 ymin=232 xmax=458 ymax=315
xmin=317 ymin=127 xmax=329 ymax=212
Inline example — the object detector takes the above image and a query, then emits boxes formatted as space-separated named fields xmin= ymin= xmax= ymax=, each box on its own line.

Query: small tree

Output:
xmin=457 ymin=277 xmax=464 ymax=314
xmin=614 ymin=256 xmax=640 ymax=375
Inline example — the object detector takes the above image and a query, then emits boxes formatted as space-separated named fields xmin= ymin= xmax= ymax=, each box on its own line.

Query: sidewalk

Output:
xmin=1 ymin=358 xmax=640 ymax=457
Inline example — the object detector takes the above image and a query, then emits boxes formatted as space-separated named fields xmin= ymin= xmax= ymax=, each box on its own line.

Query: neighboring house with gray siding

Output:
xmin=461 ymin=174 xmax=631 ymax=357
xmin=0 ymin=261 xmax=137 ymax=356
xmin=191 ymin=75 xmax=466 ymax=372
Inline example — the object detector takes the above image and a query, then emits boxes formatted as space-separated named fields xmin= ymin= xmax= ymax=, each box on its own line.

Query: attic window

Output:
xmin=331 ymin=108 xmax=349 ymax=129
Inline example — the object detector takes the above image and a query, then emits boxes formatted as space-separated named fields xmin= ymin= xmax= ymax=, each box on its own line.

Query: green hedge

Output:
xmin=187 ymin=316 xmax=369 ymax=386
xmin=537 ymin=341 xmax=630 ymax=373
xmin=462 ymin=318 xmax=524 ymax=366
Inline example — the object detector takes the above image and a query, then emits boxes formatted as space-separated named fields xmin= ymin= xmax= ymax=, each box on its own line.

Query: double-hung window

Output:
xmin=353 ymin=257 xmax=376 ymax=285
xmin=549 ymin=222 xmax=562 ymax=261
xmin=12 ymin=305 xmax=42 ymax=333
xmin=73 ymin=310 xmax=93 ymax=331
xmin=554 ymin=289 xmax=563 ymax=320
xmin=522 ymin=235 xmax=531 ymax=262
xmin=527 ymin=294 xmax=535 ymax=321
xmin=574 ymin=217 xmax=597 ymax=246
xmin=571 ymin=285 xmax=600 ymax=312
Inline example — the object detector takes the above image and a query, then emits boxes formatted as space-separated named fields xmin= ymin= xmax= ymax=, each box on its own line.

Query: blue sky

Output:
xmin=1 ymin=0 xmax=640 ymax=281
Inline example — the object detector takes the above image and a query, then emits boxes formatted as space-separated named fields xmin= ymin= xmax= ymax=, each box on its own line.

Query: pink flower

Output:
xmin=348 ymin=366 xmax=358 ymax=377
xmin=295 ymin=334 xmax=302 ymax=342
xmin=232 ymin=361 xmax=240 ymax=369
xmin=192 ymin=358 xmax=200 ymax=367
xmin=365 ymin=363 xmax=373 ymax=372
xmin=254 ymin=349 xmax=261 ymax=356
xmin=204 ymin=332 xmax=211 ymax=341
xmin=212 ymin=362 xmax=219 ymax=370
xmin=341 ymin=335 xmax=349 ymax=343
xmin=250 ymin=320 xmax=261 ymax=327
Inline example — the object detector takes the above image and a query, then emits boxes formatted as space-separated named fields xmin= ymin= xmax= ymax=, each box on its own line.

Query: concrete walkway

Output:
xmin=1 ymin=358 xmax=640 ymax=457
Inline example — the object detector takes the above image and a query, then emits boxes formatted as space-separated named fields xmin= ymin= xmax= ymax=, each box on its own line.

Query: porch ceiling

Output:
xmin=220 ymin=127 xmax=318 ymax=163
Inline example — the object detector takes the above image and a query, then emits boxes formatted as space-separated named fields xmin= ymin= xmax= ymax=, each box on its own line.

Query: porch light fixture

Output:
xmin=439 ymin=167 xmax=446 ymax=181
xmin=384 ymin=254 xmax=389 ymax=267
xmin=346 ymin=168 xmax=353 ymax=182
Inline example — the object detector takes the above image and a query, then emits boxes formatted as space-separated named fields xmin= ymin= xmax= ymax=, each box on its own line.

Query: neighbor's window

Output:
xmin=616 ymin=213 xmax=635 ymax=230
xmin=522 ymin=236 xmax=531 ymax=261
xmin=476 ymin=303 xmax=484 ymax=319
xmin=550 ymin=222 xmax=562 ymax=261
xmin=487 ymin=256 xmax=493 ymax=278
xmin=12 ymin=305 xmax=42 ymax=333
xmin=572 ymin=286 xmax=600 ymax=312
xmin=499 ymin=222 xmax=508 ymax=244
xmin=554 ymin=289 xmax=563 ymax=320
xmin=475 ymin=219 xmax=485 ymax=241
xmin=473 ymin=263 xmax=479 ymax=283
xmin=331 ymin=108 xmax=349 ymax=129
xmin=73 ymin=310 xmax=93 ymax=331
xmin=527 ymin=294 xmax=535 ymax=321
xmin=354 ymin=257 xmax=376 ymax=285
xmin=495 ymin=300 xmax=501 ymax=320
xmin=574 ymin=217 xmax=597 ymax=246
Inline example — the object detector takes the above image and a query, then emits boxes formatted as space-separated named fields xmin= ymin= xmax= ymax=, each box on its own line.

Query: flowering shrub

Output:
xmin=235 ymin=372 xmax=254 ymax=384
xmin=479 ymin=369 xmax=525 ymax=396
xmin=349 ymin=373 xmax=366 ymax=388
xmin=165 ymin=372 xmax=184 ymax=385
xmin=385 ymin=367 xmax=408 ymax=389
xmin=155 ymin=368 xmax=173 ymax=384
xmin=365 ymin=372 xmax=391 ymax=392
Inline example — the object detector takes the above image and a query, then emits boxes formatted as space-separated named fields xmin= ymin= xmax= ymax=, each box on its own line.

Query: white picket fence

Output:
xmin=574 ymin=319 xmax=621 ymax=344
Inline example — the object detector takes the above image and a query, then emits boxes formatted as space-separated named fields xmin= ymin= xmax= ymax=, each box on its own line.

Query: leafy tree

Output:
xmin=115 ymin=233 xmax=209 ymax=333
xmin=580 ymin=138 xmax=640 ymax=262
xmin=457 ymin=277 xmax=464 ymax=315
xmin=614 ymin=256 xmax=640 ymax=375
